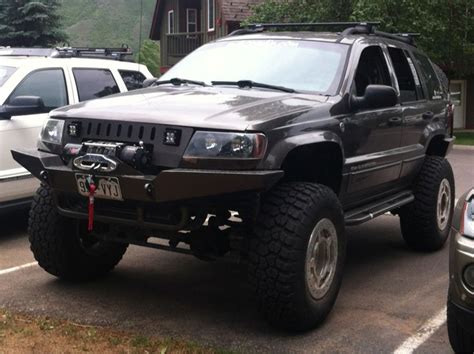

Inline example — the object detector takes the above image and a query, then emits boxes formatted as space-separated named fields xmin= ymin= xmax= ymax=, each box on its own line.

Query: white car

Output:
xmin=0 ymin=47 xmax=153 ymax=211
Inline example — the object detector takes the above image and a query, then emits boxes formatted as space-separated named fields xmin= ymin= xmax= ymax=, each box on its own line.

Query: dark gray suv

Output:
xmin=12 ymin=22 xmax=455 ymax=331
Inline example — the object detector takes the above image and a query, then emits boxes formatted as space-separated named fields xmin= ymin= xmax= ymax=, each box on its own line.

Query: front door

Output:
xmin=341 ymin=45 xmax=403 ymax=206
xmin=450 ymin=80 xmax=466 ymax=129
xmin=0 ymin=68 xmax=69 ymax=202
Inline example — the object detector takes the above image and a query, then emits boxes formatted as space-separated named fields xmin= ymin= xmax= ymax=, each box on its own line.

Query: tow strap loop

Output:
xmin=88 ymin=181 xmax=97 ymax=232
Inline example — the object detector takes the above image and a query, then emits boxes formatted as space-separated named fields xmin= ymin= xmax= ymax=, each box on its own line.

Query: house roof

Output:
xmin=149 ymin=0 xmax=264 ymax=40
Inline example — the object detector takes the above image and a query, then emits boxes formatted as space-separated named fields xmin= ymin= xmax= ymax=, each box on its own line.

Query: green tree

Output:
xmin=0 ymin=0 xmax=68 ymax=47
xmin=246 ymin=0 xmax=474 ymax=76
xmin=136 ymin=39 xmax=161 ymax=77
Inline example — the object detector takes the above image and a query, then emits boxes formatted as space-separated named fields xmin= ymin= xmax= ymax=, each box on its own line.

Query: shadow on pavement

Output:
xmin=0 ymin=208 xmax=29 ymax=241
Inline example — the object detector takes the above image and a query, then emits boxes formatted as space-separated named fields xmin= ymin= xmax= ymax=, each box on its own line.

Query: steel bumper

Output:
xmin=11 ymin=149 xmax=284 ymax=203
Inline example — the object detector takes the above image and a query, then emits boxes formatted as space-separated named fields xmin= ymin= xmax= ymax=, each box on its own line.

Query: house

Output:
xmin=149 ymin=0 xmax=263 ymax=73
xmin=449 ymin=77 xmax=474 ymax=129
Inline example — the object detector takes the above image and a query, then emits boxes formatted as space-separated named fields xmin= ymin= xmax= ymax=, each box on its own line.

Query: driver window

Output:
xmin=8 ymin=69 xmax=68 ymax=110
xmin=354 ymin=46 xmax=392 ymax=96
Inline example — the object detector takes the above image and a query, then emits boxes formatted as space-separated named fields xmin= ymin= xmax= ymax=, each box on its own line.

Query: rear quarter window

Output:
xmin=73 ymin=68 xmax=120 ymax=102
xmin=119 ymin=70 xmax=147 ymax=91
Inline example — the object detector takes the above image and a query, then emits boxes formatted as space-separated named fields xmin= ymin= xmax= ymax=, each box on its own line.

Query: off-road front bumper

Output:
xmin=12 ymin=149 xmax=284 ymax=203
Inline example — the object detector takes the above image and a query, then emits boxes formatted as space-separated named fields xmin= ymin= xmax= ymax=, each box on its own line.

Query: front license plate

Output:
xmin=76 ymin=174 xmax=123 ymax=201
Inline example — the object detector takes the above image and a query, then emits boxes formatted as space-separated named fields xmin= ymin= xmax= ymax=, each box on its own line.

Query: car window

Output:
xmin=73 ymin=68 xmax=120 ymax=102
xmin=388 ymin=47 xmax=418 ymax=103
xmin=119 ymin=70 xmax=146 ymax=91
xmin=0 ymin=66 xmax=17 ymax=87
xmin=412 ymin=52 xmax=444 ymax=100
xmin=354 ymin=46 xmax=392 ymax=97
xmin=8 ymin=69 xmax=68 ymax=109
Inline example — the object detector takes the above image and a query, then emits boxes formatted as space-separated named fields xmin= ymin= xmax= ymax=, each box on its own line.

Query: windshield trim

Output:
xmin=161 ymin=39 xmax=350 ymax=96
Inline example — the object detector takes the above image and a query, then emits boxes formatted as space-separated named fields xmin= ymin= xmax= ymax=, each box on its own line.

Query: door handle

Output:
xmin=422 ymin=111 xmax=434 ymax=120
xmin=388 ymin=117 xmax=402 ymax=126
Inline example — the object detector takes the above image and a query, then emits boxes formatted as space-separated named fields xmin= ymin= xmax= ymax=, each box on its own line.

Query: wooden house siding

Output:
xmin=151 ymin=0 xmax=263 ymax=72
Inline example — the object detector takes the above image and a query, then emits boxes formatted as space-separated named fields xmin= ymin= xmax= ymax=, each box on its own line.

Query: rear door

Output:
xmin=386 ymin=46 xmax=428 ymax=183
xmin=402 ymin=51 xmax=447 ymax=147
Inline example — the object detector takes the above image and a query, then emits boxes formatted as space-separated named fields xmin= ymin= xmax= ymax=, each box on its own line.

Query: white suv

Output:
xmin=0 ymin=47 xmax=153 ymax=211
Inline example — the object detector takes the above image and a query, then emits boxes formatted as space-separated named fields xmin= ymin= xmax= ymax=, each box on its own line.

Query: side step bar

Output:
xmin=344 ymin=191 xmax=414 ymax=226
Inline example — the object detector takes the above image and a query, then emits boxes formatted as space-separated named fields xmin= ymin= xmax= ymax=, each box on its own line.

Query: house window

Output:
xmin=168 ymin=10 xmax=175 ymax=34
xmin=207 ymin=0 xmax=215 ymax=31
xmin=187 ymin=8 xmax=197 ymax=33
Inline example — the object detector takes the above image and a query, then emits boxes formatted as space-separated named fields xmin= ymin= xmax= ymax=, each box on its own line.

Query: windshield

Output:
xmin=160 ymin=39 xmax=349 ymax=95
xmin=0 ymin=66 xmax=17 ymax=87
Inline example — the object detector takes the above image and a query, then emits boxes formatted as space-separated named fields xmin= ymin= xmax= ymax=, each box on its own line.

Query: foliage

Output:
xmin=0 ymin=0 xmax=68 ymax=47
xmin=246 ymin=0 xmax=474 ymax=77
xmin=58 ymin=0 xmax=156 ymax=54
xmin=136 ymin=39 xmax=161 ymax=77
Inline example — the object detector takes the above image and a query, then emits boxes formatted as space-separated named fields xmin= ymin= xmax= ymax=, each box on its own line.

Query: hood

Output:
xmin=51 ymin=86 xmax=329 ymax=131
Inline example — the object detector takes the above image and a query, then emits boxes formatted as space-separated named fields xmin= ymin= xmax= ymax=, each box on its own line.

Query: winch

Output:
xmin=64 ymin=141 xmax=152 ymax=172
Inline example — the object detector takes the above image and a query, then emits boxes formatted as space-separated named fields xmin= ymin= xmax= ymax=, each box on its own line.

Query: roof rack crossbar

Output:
xmin=373 ymin=30 xmax=417 ymax=46
xmin=233 ymin=21 xmax=418 ymax=46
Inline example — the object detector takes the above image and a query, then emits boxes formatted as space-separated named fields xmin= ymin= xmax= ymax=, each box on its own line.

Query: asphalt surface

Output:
xmin=0 ymin=148 xmax=472 ymax=353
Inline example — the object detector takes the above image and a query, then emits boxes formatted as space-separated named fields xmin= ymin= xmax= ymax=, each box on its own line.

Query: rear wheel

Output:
xmin=248 ymin=182 xmax=346 ymax=331
xmin=399 ymin=156 xmax=455 ymax=252
xmin=28 ymin=186 xmax=128 ymax=280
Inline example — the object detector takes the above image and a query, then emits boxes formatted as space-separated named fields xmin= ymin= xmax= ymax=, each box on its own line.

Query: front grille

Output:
xmin=83 ymin=120 xmax=160 ymax=145
xmin=63 ymin=119 xmax=195 ymax=168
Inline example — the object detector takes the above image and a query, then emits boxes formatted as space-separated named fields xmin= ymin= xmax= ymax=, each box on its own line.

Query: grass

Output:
xmin=454 ymin=132 xmax=474 ymax=146
xmin=0 ymin=308 xmax=219 ymax=353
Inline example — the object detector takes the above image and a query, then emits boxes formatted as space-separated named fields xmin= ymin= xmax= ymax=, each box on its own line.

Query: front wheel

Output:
xmin=248 ymin=182 xmax=346 ymax=331
xmin=447 ymin=301 xmax=474 ymax=353
xmin=399 ymin=156 xmax=455 ymax=252
xmin=28 ymin=186 xmax=128 ymax=280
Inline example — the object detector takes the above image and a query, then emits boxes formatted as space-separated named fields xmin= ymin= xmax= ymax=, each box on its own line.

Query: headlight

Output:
xmin=184 ymin=131 xmax=267 ymax=159
xmin=40 ymin=118 xmax=64 ymax=145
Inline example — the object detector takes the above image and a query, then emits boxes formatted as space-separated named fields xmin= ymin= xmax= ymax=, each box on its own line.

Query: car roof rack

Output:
xmin=0 ymin=45 xmax=133 ymax=61
xmin=54 ymin=45 xmax=133 ymax=61
xmin=229 ymin=21 xmax=418 ymax=46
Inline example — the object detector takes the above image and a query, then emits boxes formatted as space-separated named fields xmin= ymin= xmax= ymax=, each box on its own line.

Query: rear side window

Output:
xmin=73 ymin=68 xmax=120 ymax=102
xmin=354 ymin=46 xmax=392 ymax=97
xmin=119 ymin=70 xmax=146 ymax=91
xmin=412 ymin=53 xmax=444 ymax=100
xmin=8 ymin=69 xmax=68 ymax=109
xmin=388 ymin=47 xmax=418 ymax=102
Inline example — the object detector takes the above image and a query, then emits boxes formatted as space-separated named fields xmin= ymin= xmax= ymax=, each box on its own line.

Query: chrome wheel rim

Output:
xmin=305 ymin=218 xmax=338 ymax=300
xmin=437 ymin=178 xmax=452 ymax=231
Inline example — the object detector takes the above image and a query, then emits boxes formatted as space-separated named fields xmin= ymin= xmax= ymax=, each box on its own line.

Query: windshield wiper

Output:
xmin=153 ymin=77 xmax=208 ymax=87
xmin=211 ymin=80 xmax=296 ymax=93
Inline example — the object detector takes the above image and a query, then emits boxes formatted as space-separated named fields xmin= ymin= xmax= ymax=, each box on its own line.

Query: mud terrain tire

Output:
xmin=29 ymin=186 xmax=128 ymax=280
xmin=248 ymin=182 xmax=346 ymax=331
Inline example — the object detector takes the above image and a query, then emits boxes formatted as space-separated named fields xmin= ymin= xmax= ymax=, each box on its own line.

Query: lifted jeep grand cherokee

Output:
xmin=12 ymin=23 xmax=455 ymax=331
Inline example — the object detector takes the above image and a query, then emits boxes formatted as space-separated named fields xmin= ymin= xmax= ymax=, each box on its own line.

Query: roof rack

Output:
xmin=54 ymin=45 xmax=133 ymax=61
xmin=230 ymin=21 xmax=418 ymax=46
xmin=0 ymin=45 xmax=134 ymax=61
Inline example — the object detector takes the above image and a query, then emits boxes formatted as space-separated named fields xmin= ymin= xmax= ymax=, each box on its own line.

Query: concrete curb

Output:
xmin=453 ymin=145 xmax=474 ymax=151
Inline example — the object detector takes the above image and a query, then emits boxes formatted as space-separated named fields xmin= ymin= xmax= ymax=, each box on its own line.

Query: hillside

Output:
xmin=58 ymin=0 xmax=156 ymax=53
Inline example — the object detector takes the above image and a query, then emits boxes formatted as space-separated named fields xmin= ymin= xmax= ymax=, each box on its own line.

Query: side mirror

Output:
xmin=143 ymin=78 xmax=158 ymax=88
xmin=0 ymin=96 xmax=45 ymax=119
xmin=351 ymin=85 xmax=398 ymax=111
